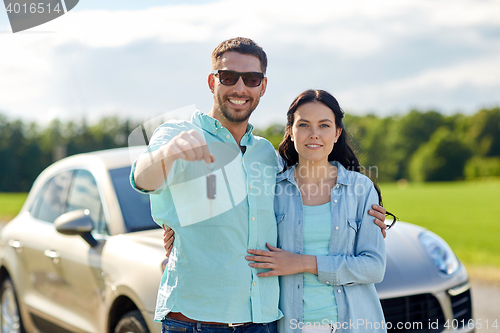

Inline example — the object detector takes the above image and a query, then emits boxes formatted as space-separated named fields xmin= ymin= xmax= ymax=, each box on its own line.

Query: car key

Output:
xmin=207 ymin=174 xmax=216 ymax=218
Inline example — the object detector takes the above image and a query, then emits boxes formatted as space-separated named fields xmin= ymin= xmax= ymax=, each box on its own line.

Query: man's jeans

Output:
xmin=162 ymin=317 xmax=277 ymax=333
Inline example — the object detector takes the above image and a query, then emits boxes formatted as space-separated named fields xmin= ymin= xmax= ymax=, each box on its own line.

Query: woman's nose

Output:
xmin=310 ymin=128 xmax=319 ymax=139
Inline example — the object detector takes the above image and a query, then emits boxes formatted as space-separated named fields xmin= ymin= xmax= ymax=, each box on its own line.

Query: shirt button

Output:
xmin=335 ymin=226 xmax=339 ymax=230
xmin=253 ymin=282 xmax=257 ymax=286
xmin=249 ymin=186 xmax=252 ymax=190
xmin=334 ymin=200 xmax=338 ymax=203
xmin=251 ymin=217 xmax=255 ymax=221
xmin=337 ymin=289 xmax=341 ymax=293
xmin=326 ymin=281 xmax=330 ymax=285
xmin=226 ymin=135 xmax=230 ymax=139
xmin=336 ymin=185 xmax=340 ymax=189
xmin=212 ymin=130 xmax=215 ymax=134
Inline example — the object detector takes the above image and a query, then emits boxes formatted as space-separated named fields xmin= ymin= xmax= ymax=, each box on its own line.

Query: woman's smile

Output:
xmin=305 ymin=143 xmax=323 ymax=150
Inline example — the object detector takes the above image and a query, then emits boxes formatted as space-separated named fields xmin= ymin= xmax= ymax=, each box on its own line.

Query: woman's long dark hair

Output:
xmin=278 ymin=89 xmax=389 ymax=209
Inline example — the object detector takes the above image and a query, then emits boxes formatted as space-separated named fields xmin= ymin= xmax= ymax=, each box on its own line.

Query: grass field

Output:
xmin=1 ymin=180 xmax=499 ymax=270
xmin=0 ymin=193 xmax=28 ymax=221
xmin=379 ymin=180 xmax=500 ymax=270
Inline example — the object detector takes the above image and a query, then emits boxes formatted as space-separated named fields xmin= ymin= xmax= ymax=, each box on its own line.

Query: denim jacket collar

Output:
xmin=276 ymin=160 xmax=352 ymax=186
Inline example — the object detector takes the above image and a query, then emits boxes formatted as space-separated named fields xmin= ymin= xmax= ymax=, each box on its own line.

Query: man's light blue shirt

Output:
xmin=130 ymin=111 xmax=282 ymax=324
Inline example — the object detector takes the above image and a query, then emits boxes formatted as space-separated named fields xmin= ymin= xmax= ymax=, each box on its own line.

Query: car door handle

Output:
xmin=8 ymin=240 xmax=23 ymax=253
xmin=44 ymin=249 xmax=60 ymax=263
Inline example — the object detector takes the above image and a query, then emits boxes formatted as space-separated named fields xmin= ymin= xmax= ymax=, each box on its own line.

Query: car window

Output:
xmin=31 ymin=171 xmax=72 ymax=223
xmin=66 ymin=169 xmax=107 ymax=235
xmin=109 ymin=166 xmax=157 ymax=232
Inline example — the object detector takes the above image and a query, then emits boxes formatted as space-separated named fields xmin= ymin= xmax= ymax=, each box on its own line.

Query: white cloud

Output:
xmin=404 ymin=56 xmax=500 ymax=89
xmin=427 ymin=0 xmax=500 ymax=27
xmin=0 ymin=0 xmax=499 ymax=125
xmin=336 ymin=55 xmax=500 ymax=113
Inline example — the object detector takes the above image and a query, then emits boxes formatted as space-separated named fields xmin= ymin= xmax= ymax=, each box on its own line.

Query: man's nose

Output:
xmin=232 ymin=77 xmax=246 ymax=93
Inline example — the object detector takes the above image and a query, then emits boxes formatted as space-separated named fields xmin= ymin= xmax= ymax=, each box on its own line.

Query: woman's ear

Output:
xmin=334 ymin=127 xmax=342 ymax=143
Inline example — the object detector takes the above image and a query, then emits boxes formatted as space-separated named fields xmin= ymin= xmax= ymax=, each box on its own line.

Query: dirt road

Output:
xmin=471 ymin=280 xmax=500 ymax=332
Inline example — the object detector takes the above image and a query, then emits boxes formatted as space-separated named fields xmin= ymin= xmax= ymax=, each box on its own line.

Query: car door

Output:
xmin=10 ymin=171 xmax=74 ymax=328
xmin=46 ymin=169 xmax=108 ymax=333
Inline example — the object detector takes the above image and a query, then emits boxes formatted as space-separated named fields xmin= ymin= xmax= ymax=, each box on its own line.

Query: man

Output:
xmin=132 ymin=37 xmax=387 ymax=333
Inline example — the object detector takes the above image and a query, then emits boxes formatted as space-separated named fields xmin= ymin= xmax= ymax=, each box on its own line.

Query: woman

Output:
xmin=245 ymin=90 xmax=387 ymax=333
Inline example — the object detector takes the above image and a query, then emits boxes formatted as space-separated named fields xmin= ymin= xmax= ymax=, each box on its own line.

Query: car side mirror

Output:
xmin=55 ymin=210 xmax=98 ymax=247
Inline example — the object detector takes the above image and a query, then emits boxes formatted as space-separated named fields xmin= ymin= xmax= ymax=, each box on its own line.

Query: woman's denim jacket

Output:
xmin=275 ymin=161 xmax=387 ymax=333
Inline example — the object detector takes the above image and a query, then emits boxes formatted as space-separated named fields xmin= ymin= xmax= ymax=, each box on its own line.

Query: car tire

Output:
xmin=114 ymin=310 xmax=149 ymax=333
xmin=0 ymin=277 xmax=25 ymax=333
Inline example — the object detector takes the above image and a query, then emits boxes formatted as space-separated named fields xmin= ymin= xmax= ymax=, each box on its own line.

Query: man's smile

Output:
xmin=228 ymin=98 xmax=249 ymax=106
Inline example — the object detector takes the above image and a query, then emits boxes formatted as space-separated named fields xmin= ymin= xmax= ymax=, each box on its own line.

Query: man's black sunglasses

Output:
xmin=212 ymin=70 xmax=265 ymax=87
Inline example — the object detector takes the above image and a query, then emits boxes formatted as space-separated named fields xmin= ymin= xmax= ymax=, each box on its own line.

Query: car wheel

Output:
xmin=114 ymin=310 xmax=149 ymax=333
xmin=0 ymin=277 xmax=24 ymax=333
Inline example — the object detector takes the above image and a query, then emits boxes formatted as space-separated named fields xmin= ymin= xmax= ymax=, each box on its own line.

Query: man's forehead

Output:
xmin=217 ymin=52 xmax=262 ymax=72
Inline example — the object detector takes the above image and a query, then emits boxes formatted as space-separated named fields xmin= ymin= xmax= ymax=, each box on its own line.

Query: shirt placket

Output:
xmin=244 ymin=153 xmax=262 ymax=323
xmin=295 ymin=188 xmax=305 ymax=327
xmin=288 ymin=178 xmax=305 ymax=326
xmin=330 ymin=184 xmax=342 ymax=257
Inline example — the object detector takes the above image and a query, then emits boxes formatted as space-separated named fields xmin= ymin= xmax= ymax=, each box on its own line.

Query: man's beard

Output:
xmin=216 ymin=94 xmax=259 ymax=123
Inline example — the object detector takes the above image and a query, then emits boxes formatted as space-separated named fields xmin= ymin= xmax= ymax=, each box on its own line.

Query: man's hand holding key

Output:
xmin=164 ymin=129 xmax=214 ymax=165
xmin=134 ymin=129 xmax=214 ymax=192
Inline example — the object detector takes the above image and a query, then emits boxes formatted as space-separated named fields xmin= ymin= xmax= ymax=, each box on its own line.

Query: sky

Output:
xmin=1 ymin=0 xmax=499 ymax=128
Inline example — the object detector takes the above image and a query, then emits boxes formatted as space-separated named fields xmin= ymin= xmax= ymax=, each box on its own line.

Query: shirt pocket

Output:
xmin=346 ymin=219 xmax=359 ymax=255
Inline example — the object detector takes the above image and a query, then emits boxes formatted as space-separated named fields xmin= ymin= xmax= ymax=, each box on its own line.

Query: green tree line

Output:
xmin=254 ymin=107 xmax=500 ymax=183
xmin=1 ymin=107 xmax=499 ymax=192
xmin=0 ymin=115 xmax=137 ymax=192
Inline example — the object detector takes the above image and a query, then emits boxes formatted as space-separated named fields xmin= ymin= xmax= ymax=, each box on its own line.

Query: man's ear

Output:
xmin=208 ymin=74 xmax=215 ymax=93
xmin=260 ymin=77 xmax=268 ymax=97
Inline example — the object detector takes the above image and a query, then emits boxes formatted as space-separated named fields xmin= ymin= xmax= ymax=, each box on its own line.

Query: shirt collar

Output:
xmin=191 ymin=110 xmax=221 ymax=133
xmin=191 ymin=110 xmax=255 ymax=145
xmin=276 ymin=161 xmax=352 ymax=185
xmin=240 ymin=123 xmax=255 ymax=146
